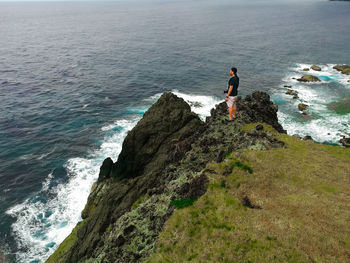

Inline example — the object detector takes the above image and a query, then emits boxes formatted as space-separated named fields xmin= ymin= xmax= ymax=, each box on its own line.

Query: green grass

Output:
xmin=146 ymin=124 xmax=350 ymax=263
xmin=132 ymin=193 xmax=148 ymax=209
xmin=171 ymin=198 xmax=197 ymax=209
xmin=46 ymin=220 xmax=85 ymax=263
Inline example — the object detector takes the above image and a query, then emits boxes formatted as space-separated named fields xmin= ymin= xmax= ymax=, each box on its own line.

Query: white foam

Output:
xmin=6 ymin=91 xmax=219 ymax=262
xmin=277 ymin=63 xmax=350 ymax=144
xmin=6 ymin=117 xmax=138 ymax=263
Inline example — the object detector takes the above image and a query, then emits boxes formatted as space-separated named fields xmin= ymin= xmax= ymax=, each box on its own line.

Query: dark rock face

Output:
xmin=48 ymin=91 xmax=287 ymax=263
xmin=110 ymin=93 xmax=203 ymax=179
xmin=98 ymin=157 xmax=113 ymax=181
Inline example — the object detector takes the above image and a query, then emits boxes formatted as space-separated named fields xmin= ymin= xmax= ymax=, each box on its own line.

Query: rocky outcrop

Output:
xmin=47 ymin=91 xmax=286 ymax=263
xmin=333 ymin=64 xmax=350 ymax=75
xmin=311 ymin=65 xmax=321 ymax=71
xmin=297 ymin=75 xmax=321 ymax=82
xmin=298 ymin=103 xmax=309 ymax=111
xmin=110 ymin=93 xmax=203 ymax=180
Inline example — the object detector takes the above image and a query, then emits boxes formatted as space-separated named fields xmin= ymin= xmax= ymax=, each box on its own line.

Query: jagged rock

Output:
xmin=110 ymin=92 xmax=204 ymax=179
xmin=286 ymin=89 xmax=297 ymax=96
xmin=298 ymin=103 xmax=309 ymax=111
xmin=98 ymin=157 xmax=113 ymax=181
xmin=297 ymin=75 xmax=321 ymax=82
xmin=303 ymin=135 xmax=313 ymax=141
xmin=311 ymin=65 xmax=321 ymax=71
xmin=207 ymin=91 xmax=286 ymax=133
xmin=340 ymin=137 xmax=350 ymax=148
xmin=333 ymin=65 xmax=350 ymax=75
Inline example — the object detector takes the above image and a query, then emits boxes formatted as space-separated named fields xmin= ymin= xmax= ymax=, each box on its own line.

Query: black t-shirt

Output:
xmin=227 ymin=75 xmax=239 ymax=96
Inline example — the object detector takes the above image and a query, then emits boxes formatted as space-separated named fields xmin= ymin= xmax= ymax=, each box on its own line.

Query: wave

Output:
xmin=5 ymin=90 xmax=220 ymax=263
xmin=275 ymin=63 xmax=350 ymax=144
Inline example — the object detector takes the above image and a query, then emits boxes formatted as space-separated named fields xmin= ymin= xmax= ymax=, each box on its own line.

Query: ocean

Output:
xmin=0 ymin=0 xmax=349 ymax=261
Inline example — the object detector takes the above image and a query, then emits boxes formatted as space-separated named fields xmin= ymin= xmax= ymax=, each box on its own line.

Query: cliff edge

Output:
xmin=47 ymin=92 xmax=350 ymax=263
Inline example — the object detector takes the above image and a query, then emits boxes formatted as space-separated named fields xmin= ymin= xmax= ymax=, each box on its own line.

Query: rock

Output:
xmin=311 ymin=65 xmax=321 ymax=71
xmin=255 ymin=124 xmax=264 ymax=131
xmin=98 ymin=157 xmax=114 ymax=181
xmin=298 ymin=103 xmax=309 ymax=111
xmin=340 ymin=137 xmax=350 ymax=148
xmin=293 ymin=94 xmax=299 ymax=99
xmin=285 ymin=89 xmax=297 ymax=96
xmin=216 ymin=150 xmax=226 ymax=163
xmin=297 ymin=75 xmax=321 ymax=82
xmin=208 ymin=91 xmax=286 ymax=133
xmin=333 ymin=65 xmax=350 ymax=75
xmin=284 ymin=85 xmax=292 ymax=88
xmin=303 ymin=135 xmax=313 ymax=141
xmin=110 ymin=92 xmax=204 ymax=179
xmin=189 ymin=101 xmax=202 ymax=108
xmin=303 ymin=68 xmax=310 ymax=71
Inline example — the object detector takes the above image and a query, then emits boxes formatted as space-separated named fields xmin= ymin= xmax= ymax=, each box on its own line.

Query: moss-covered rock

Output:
xmin=333 ymin=64 xmax=350 ymax=75
xmin=298 ymin=103 xmax=309 ymax=111
xmin=311 ymin=65 xmax=321 ymax=71
xmin=297 ymin=75 xmax=321 ymax=82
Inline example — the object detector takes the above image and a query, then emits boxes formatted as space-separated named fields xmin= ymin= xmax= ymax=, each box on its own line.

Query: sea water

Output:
xmin=0 ymin=0 xmax=349 ymax=261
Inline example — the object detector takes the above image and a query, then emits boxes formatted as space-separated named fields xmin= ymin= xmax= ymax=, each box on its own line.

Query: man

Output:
xmin=225 ymin=67 xmax=239 ymax=120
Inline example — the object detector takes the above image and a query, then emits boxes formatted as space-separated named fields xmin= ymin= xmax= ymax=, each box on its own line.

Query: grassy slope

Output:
xmin=146 ymin=123 xmax=350 ymax=263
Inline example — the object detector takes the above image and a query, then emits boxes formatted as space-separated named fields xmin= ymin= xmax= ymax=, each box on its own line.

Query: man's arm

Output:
xmin=227 ymin=85 xmax=233 ymax=97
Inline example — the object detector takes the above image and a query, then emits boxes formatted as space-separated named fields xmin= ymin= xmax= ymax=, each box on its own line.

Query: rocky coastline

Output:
xmin=47 ymin=91 xmax=350 ymax=262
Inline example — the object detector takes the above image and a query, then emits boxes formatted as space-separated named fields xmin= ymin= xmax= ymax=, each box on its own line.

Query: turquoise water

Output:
xmin=0 ymin=0 xmax=349 ymax=262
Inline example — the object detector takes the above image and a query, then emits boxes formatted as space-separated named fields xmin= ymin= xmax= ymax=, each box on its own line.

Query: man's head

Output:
xmin=230 ymin=67 xmax=237 ymax=76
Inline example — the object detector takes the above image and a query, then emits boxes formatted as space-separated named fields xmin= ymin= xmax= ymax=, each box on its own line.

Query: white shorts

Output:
xmin=226 ymin=96 xmax=238 ymax=108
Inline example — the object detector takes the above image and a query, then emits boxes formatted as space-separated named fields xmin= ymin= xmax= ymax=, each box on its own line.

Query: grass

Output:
xmin=132 ymin=193 xmax=148 ymax=209
xmin=146 ymin=125 xmax=350 ymax=263
xmin=171 ymin=198 xmax=198 ymax=209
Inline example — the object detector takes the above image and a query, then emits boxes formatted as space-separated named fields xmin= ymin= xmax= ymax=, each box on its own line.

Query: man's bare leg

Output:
xmin=229 ymin=107 xmax=233 ymax=120
xmin=232 ymin=105 xmax=237 ymax=119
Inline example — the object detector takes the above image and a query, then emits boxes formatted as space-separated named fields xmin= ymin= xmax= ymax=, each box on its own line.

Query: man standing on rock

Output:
xmin=225 ymin=67 xmax=239 ymax=120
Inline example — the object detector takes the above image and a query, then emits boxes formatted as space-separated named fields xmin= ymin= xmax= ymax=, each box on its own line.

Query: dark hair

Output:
xmin=231 ymin=67 xmax=237 ymax=74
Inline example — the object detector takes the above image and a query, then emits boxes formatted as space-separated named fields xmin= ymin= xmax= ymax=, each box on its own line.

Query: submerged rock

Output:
xmin=297 ymin=75 xmax=321 ymax=82
xmin=311 ymin=65 xmax=321 ymax=71
xmin=327 ymin=97 xmax=350 ymax=115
